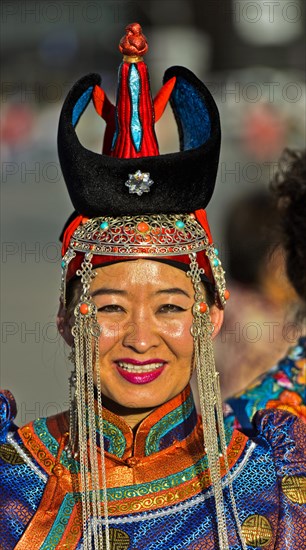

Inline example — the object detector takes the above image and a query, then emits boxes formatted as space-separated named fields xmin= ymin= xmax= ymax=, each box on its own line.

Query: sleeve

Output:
xmin=0 ymin=391 xmax=47 ymax=549
xmin=253 ymin=409 xmax=306 ymax=550
xmin=0 ymin=389 xmax=17 ymax=441
xmin=0 ymin=390 xmax=20 ymax=549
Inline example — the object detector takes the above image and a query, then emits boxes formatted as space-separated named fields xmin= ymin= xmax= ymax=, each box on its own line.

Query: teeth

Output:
xmin=117 ymin=362 xmax=164 ymax=373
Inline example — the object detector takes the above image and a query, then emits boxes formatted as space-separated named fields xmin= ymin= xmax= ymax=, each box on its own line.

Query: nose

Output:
xmin=122 ymin=308 xmax=160 ymax=353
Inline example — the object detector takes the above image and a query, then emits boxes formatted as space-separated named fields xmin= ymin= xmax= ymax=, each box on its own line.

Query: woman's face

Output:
xmin=59 ymin=259 xmax=223 ymax=420
xmin=89 ymin=260 xmax=195 ymax=411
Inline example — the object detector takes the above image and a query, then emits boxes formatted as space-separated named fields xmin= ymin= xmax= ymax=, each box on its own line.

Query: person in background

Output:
xmin=215 ymin=189 xmax=297 ymax=399
xmin=224 ymin=150 xmax=306 ymax=432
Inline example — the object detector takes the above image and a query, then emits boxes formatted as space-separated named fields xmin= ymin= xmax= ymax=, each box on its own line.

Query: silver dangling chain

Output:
xmin=70 ymin=253 xmax=110 ymax=550
xmin=188 ymin=253 xmax=247 ymax=550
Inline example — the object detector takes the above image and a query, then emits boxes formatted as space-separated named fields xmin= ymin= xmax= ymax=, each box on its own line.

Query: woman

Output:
xmin=224 ymin=150 xmax=306 ymax=432
xmin=215 ymin=189 xmax=296 ymax=399
xmin=0 ymin=24 xmax=305 ymax=550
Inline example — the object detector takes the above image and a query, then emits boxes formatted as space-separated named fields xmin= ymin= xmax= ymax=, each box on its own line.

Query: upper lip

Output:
xmin=115 ymin=358 xmax=166 ymax=366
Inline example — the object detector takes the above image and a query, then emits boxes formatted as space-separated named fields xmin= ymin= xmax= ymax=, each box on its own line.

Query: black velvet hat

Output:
xmin=58 ymin=26 xmax=221 ymax=218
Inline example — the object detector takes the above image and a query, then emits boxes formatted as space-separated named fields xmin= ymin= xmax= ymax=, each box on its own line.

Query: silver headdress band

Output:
xmin=62 ymin=213 xmax=247 ymax=550
xmin=61 ymin=213 xmax=228 ymax=307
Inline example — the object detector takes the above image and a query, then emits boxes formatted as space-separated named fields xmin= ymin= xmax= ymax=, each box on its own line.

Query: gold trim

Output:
xmin=123 ymin=55 xmax=143 ymax=63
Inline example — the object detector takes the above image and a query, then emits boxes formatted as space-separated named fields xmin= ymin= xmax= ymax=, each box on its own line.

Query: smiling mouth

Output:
xmin=117 ymin=361 xmax=165 ymax=373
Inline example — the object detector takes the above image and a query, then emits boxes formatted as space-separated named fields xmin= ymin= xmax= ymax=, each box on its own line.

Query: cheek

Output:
xmin=159 ymin=318 xmax=194 ymax=356
xmin=96 ymin=320 xmax=121 ymax=352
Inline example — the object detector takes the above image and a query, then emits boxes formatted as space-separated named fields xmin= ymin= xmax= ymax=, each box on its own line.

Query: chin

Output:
xmin=103 ymin=386 xmax=174 ymax=412
xmin=118 ymin=393 xmax=167 ymax=410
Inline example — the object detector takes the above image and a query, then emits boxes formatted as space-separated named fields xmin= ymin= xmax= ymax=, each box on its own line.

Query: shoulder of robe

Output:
xmin=252 ymin=408 xmax=306 ymax=477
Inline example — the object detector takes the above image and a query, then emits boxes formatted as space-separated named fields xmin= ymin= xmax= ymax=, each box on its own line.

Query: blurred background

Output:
xmin=1 ymin=0 xmax=305 ymax=421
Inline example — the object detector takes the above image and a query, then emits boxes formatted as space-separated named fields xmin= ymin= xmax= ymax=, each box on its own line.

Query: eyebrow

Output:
xmin=90 ymin=288 xmax=127 ymax=298
xmin=90 ymin=287 xmax=191 ymax=298
xmin=156 ymin=288 xmax=191 ymax=298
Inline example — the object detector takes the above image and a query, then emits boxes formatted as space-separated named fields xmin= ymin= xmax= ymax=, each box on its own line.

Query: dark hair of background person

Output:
xmin=224 ymin=189 xmax=279 ymax=288
xmin=271 ymin=148 xmax=306 ymax=312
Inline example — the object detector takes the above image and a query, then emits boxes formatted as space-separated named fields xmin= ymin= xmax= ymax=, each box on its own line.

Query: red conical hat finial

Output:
xmin=93 ymin=23 xmax=176 ymax=158
xmin=119 ymin=23 xmax=148 ymax=59
xmin=110 ymin=22 xmax=158 ymax=158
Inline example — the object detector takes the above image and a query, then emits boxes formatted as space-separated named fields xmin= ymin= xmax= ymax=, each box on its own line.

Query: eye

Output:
xmin=97 ymin=304 xmax=125 ymax=313
xmin=158 ymin=304 xmax=186 ymax=314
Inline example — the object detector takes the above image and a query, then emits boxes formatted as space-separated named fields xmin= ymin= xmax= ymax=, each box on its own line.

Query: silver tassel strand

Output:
xmin=188 ymin=253 xmax=247 ymax=550
xmin=70 ymin=253 xmax=110 ymax=550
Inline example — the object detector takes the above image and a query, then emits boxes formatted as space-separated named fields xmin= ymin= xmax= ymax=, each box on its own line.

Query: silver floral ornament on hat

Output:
xmin=125 ymin=170 xmax=154 ymax=195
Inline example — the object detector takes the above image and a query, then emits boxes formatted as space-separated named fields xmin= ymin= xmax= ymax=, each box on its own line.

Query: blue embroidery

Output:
xmin=0 ymin=432 xmax=46 ymax=548
xmin=225 ymin=337 xmax=306 ymax=431
xmin=0 ymin=392 xmax=16 ymax=443
xmin=145 ymin=393 xmax=196 ymax=455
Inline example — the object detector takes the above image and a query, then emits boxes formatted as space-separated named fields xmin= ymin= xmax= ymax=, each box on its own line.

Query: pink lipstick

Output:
xmin=115 ymin=359 xmax=166 ymax=385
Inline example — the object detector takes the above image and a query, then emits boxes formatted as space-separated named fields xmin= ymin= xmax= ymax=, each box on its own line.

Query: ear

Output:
xmin=209 ymin=304 xmax=224 ymax=340
xmin=57 ymin=299 xmax=74 ymax=347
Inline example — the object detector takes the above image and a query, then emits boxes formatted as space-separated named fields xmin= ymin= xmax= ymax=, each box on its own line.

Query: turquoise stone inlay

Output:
xmin=128 ymin=64 xmax=142 ymax=152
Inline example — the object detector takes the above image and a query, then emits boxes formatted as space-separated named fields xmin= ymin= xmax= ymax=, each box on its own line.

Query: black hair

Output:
xmin=271 ymin=148 xmax=306 ymax=307
xmin=224 ymin=189 xmax=279 ymax=287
